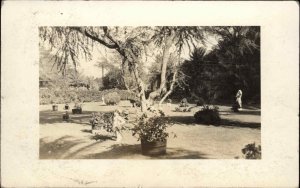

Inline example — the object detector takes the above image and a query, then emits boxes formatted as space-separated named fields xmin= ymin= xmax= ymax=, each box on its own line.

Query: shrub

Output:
xmin=39 ymin=88 xmax=134 ymax=105
xmin=194 ymin=105 xmax=221 ymax=125
xmin=196 ymin=97 xmax=205 ymax=106
xmin=104 ymin=92 xmax=121 ymax=105
xmin=179 ymin=98 xmax=189 ymax=107
xmin=242 ymin=142 xmax=261 ymax=159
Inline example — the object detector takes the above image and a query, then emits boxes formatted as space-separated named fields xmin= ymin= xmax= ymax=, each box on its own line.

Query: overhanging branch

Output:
xmin=70 ymin=27 xmax=118 ymax=49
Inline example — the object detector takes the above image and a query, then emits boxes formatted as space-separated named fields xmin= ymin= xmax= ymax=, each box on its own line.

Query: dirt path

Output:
xmin=40 ymin=101 xmax=261 ymax=159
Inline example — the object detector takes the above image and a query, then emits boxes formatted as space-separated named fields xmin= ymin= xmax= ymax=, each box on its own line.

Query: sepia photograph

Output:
xmin=2 ymin=1 xmax=298 ymax=187
xmin=39 ymin=26 xmax=261 ymax=159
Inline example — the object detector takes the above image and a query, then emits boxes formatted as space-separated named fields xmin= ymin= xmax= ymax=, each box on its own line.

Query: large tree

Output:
xmin=39 ymin=26 xmax=206 ymax=111
xmin=177 ymin=26 xmax=260 ymax=104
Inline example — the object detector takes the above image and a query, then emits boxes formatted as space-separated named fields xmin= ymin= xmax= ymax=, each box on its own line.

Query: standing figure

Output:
xmin=236 ymin=89 xmax=243 ymax=109
xmin=113 ymin=110 xmax=126 ymax=142
xmin=102 ymin=96 xmax=105 ymax=105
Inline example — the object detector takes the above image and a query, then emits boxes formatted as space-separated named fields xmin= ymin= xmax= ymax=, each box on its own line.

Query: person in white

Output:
xmin=102 ymin=96 xmax=105 ymax=105
xmin=236 ymin=89 xmax=243 ymax=109
xmin=113 ymin=110 xmax=126 ymax=142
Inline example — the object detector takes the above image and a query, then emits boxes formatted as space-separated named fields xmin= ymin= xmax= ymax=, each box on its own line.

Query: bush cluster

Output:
xmin=104 ymin=92 xmax=121 ymax=105
xmin=39 ymin=88 xmax=136 ymax=105
xmin=194 ymin=105 xmax=221 ymax=125
xmin=242 ymin=142 xmax=261 ymax=159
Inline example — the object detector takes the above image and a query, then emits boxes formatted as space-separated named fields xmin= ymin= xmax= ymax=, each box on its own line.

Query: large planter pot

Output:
xmin=141 ymin=139 xmax=167 ymax=156
xmin=72 ymin=108 xmax=82 ymax=114
xmin=52 ymin=105 xmax=58 ymax=111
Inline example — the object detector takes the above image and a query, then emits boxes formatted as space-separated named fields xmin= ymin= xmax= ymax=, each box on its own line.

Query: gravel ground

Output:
xmin=40 ymin=101 xmax=261 ymax=159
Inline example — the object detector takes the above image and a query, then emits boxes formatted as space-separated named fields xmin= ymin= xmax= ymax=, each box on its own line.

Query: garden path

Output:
xmin=40 ymin=101 xmax=261 ymax=159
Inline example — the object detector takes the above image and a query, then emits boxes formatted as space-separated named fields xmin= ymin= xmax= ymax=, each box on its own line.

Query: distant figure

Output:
xmin=102 ymin=96 xmax=105 ymax=105
xmin=236 ymin=89 xmax=243 ymax=109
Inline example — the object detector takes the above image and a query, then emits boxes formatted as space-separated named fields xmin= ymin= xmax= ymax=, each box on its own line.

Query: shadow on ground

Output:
xmin=220 ymin=119 xmax=260 ymax=129
xmin=40 ymin=136 xmax=85 ymax=159
xmin=39 ymin=110 xmax=107 ymax=125
xmin=219 ymin=109 xmax=261 ymax=116
xmin=82 ymin=144 xmax=209 ymax=159
xmin=40 ymin=135 xmax=114 ymax=159
xmin=168 ymin=114 xmax=260 ymax=129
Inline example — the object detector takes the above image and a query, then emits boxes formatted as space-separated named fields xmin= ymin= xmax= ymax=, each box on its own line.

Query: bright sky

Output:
xmin=42 ymin=31 xmax=219 ymax=79
xmin=77 ymin=35 xmax=218 ymax=78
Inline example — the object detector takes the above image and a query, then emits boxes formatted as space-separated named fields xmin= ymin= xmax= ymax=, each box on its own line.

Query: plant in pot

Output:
xmin=72 ymin=103 xmax=82 ymax=114
xmin=63 ymin=111 xmax=70 ymax=121
xmin=64 ymin=103 xmax=69 ymax=110
xmin=132 ymin=107 xmax=175 ymax=156
xmin=51 ymin=99 xmax=58 ymax=111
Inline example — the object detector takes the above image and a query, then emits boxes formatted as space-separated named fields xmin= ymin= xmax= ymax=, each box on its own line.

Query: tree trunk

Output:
xmin=148 ymin=33 xmax=174 ymax=103
xmin=159 ymin=70 xmax=177 ymax=106
xmin=160 ymin=35 xmax=173 ymax=92
xmin=132 ymin=64 xmax=148 ymax=112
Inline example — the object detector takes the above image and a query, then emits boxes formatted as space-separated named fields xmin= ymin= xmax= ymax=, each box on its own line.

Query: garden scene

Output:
xmin=39 ymin=26 xmax=261 ymax=159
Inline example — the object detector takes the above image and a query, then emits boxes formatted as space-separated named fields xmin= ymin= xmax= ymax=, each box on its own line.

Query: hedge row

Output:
xmin=40 ymin=88 xmax=137 ymax=105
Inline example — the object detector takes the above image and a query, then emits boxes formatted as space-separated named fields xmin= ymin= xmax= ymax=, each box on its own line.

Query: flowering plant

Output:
xmin=90 ymin=112 xmax=114 ymax=132
xmin=242 ymin=142 xmax=261 ymax=159
xmin=132 ymin=107 xmax=175 ymax=142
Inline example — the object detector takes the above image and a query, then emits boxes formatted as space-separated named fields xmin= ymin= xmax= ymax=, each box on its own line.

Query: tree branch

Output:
xmin=70 ymin=27 xmax=118 ymax=49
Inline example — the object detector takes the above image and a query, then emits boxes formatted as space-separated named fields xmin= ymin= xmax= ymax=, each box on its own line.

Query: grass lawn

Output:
xmin=40 ymin=101 xmax=261 ymax=159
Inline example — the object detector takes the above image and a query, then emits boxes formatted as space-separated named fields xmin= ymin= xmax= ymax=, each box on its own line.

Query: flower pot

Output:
xmin=63 ymin=113 xmax=69 ymax=120
xmin=64 ymin=104 xmax=69 ymax=110
xmin=52 ymin=105 xmax=58 ymax=111
xmin=72 ymin=108 xmax=82 ymax=114
xmin=141 ymin=139 xmax=167 ymax=156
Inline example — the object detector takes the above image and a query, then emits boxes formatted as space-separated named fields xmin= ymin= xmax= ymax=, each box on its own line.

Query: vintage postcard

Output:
xmin=1 ymin=1 xmax=299 ymax=187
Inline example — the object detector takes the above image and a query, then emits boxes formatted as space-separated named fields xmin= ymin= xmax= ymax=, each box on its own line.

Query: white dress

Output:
xmin=236 ymin=90 xmax=242 ymax=108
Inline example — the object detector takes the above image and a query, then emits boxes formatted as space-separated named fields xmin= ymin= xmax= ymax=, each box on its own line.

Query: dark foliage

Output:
xmin=242 ymin=142 xmax=261 ymax=159
xmin=194 ymin=105 xmax=221 ymax=125
xmin=175 ymin=26 xmax=260 ymax=105
xmin=196 ymin=97 xmax=205 ymax=106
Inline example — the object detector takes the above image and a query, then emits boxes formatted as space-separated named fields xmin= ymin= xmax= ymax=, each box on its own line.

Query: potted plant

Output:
xmin=51 ymin=100 xmax=58 ymax=111
xmin=63 ymin=111 xmax=70 ymax=121
xmin=64 ymin=103 xmax=69 ymax=110
xmin=132 ymin=107 xmax=175 ymax=156
xmin=72 ymin=103 xmax=82 ymax=114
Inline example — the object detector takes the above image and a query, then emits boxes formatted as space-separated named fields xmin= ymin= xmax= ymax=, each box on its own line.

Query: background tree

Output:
xmin=39 ymin=26 xmax=207 ymax=111
xmin=175 ymin=26 xmax=260 ymax=104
